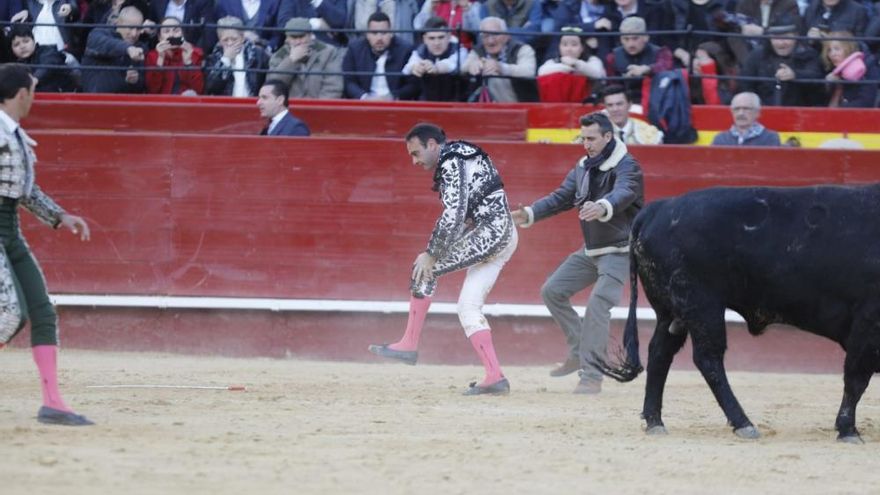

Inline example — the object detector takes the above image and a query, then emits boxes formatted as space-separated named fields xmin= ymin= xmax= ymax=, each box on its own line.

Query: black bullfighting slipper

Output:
xmin=463 ymin=377 xmax=510 ymax=396
xmin=367 ymin=344 xmax=418 ymax=365
xmin=37 ymin=406 xmax=95 ymax=426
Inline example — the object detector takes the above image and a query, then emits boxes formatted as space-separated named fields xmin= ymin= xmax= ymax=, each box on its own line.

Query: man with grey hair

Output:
xmin=711 ymin=92 xmax=781 ymax=146
xmin=204 ymin=16 xmax=269 ymax=97
xmin=462 ymin=16 xmax=538 ymax=102
xmin=604 ymin=16 xmax=673 ymax=104
xmin=81 ymin=6 xmax=147 ymax=93
xmin=267 ymin=17 xmax=345 ymax=99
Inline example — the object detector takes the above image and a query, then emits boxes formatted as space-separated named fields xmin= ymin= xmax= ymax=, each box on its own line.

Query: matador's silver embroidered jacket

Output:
xmin=425 ymin=140 xmax=513 ymax=265
xmin=0 ymin=116 xmax=66 ymax=227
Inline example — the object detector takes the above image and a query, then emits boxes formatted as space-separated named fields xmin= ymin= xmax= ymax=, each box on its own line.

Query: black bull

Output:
xmin=597 ymin=184 xmax=880 ymax=442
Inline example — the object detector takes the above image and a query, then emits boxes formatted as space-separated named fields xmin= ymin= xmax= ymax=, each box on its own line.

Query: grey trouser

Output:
xmin=540 ymin=249 xmax=629 ymax=381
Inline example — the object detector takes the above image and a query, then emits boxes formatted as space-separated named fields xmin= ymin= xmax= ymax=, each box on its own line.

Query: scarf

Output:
xmin=728 ymin=123 xmax=765 ymax=145
xmin=581 ymin=137 xmax=617 ymax=171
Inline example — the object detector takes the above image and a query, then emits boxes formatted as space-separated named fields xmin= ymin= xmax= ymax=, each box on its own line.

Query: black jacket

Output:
xmin=342 ymin=36 xmax=419 ymax=100
xmin=204 ymin=41 xmax=269 ymax=97
xmin=802 ymin=0 xmax=867 ymax=35
xmin=19 ymin=44 xmax=78 ymax=92
xmin=740 ymin=42 xmax=824 ymax=106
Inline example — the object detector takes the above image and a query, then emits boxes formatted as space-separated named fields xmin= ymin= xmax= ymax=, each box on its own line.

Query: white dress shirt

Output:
xmin=368 ymin=52 xmax=391 ymax=99
xmin=33 ymin=0 xmax=65 ymax=50
xmin=267 ymin=109 xmax=289 ymax=134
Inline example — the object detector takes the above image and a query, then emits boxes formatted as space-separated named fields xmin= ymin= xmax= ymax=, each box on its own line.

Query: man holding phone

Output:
xmin=145 ymin=15 xmax=205 ymax=94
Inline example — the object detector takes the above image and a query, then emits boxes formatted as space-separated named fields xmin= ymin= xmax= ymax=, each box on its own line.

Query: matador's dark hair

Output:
xmin=405 ymin=123 xmax=447 ymax=146
xmin=0 ymin=63 xmax=33 ymax=102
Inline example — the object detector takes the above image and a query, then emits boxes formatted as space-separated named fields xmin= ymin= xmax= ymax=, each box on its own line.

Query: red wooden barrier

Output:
xmin=26 ymin=100 xmax=528 ymax=140
xmin=34 ymin=93 xmax=880 ymax=134
xmin=25 ymin=131 xmax=880 ymax=305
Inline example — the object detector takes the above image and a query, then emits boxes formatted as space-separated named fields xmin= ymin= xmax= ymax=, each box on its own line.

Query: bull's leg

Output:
xmin=689 ymin=308 xmax=758 ymax=439
xmin=835 ymin=364 xmax=871 ymax=443
xmin=642 ymin=316 xmax=687 ymax=435
xmin=835 ymin=317 xmax=879 ymax=443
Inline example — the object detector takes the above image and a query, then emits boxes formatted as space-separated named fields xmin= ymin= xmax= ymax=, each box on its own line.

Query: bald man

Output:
xmin=81 ymin=6 xmax=148 ymax=93
xmin=711 ymin=92 xmax=781 ymax=147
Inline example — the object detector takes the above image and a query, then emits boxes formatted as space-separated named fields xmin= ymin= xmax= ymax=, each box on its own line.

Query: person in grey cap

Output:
xmin=604 ymin=16 xmax=673 ymax=105
xmin=267 ymin=17 xmax=346 ymax=99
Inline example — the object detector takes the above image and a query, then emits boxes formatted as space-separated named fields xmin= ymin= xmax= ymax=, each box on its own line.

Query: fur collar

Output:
xmin=578 ymin=138 xmax=628 ymax=172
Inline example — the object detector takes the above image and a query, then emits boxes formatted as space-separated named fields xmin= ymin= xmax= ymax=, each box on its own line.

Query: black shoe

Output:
xmin=37 ymin=406 xmax=95 ymax=426
xmin=367 ymin=344 xmax=418 ymax=365
xmin=463 ymin=378 xmax=510 ymax=396
xmin=549 ymin=356 xmax=580 ymax=377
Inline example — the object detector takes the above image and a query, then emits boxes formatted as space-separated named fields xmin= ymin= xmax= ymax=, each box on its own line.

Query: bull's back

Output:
xmin=633 ymin=184 xmax=880 ymax=333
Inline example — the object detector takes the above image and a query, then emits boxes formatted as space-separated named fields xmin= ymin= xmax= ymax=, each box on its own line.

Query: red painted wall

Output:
xmin=25 ymin=131 xmax=880 ymax=305
xmin=33 ymin=94 xmax=880 ymax=133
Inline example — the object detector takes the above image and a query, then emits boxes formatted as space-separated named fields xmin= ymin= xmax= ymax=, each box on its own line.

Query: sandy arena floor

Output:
xmin=2 ymin=349 xmax=880 ymax=495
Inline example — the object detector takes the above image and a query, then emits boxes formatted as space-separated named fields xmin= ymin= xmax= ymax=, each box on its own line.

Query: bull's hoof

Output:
xmin=734 ymin=426 xmax=761 ymax=439
xmin=646 ymin=425 xmax=668 ymax=435
xmin=837 ymin=434 xmax=864 ymax=445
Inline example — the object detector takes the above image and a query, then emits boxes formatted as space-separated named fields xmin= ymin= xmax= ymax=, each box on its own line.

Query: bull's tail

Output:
xmin=592 ymin=228 xmax=644 ymax=382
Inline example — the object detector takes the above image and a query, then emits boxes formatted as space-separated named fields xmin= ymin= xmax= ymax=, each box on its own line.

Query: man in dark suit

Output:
xmin=342 ymin=11 xmax=419 ymax=100
xmin=149 ymin=0 xmax=216 ymax=52
xmin=257 ymin=80 xmax=310 ymax=136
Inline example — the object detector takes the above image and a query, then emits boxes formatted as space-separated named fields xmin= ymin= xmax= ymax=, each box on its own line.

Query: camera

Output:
xmin=168 ymin=36 xmax=183 ymax=46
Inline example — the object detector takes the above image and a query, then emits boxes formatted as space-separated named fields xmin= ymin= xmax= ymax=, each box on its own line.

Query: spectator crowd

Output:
xmin=1 ymin=0 xmax=879 ymax=109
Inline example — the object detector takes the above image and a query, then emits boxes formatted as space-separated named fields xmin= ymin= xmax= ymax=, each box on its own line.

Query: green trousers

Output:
xmin=0 ymin=198 xmax=58 ymax=346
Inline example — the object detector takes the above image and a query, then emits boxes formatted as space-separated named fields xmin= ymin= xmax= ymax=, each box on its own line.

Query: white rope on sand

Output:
xmin=86 ymin=384 xmax=247 ymax=391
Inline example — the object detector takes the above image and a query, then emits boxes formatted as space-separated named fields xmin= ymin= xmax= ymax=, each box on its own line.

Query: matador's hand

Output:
xmin=412 ymin=252 xmax=436 ymax=286
xmin=60 ymin=214 xmax=91 ymax=241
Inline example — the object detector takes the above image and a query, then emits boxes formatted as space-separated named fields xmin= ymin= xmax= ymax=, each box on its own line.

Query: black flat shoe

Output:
xmin=463 ymin=378 xmax=510 ymax=396
xmin=367 ymin=344 xmax=418 ymax=365
xmin=37 ymin=406 xmax=95 ymax=426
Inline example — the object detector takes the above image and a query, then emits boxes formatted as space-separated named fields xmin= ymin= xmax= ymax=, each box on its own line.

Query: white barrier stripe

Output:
xmin=48 ymin=294 xmax=747 ymax=323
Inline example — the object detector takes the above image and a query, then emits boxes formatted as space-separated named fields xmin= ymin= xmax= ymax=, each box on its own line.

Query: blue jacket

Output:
xmin=278 ymin=0 xmax=346 ymax=45
xmin=342 ymin=36 xmax=419 ymax=100
xmin=214 ymin=0 xmax=282 ymax=48
xmin=81 ymin=28 xmax=146 ymax=94
xmin=711 ymin=128 xmax=781 ymax=146
xmin=263 ymin=111 xmax=311 ymax=136
xmin=1 ymin=0 xmax=23 ymax=20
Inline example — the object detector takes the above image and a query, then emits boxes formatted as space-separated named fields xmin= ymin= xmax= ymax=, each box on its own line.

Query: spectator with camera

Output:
xmin=266 ymin=17 xmax=345 ymax=99
xmin=81 ymin=6 xmax=148 ymax=93
xmin=7 ymin=23 xmax=79 ymax=91
xmin=739 ymin=17 xmax=824 ymax=106
xmin=148 ymin=0 xmax=215 ymax=53
xmin=204 ymin=16 xmax=270 ymax=97
xmin=145 ymin=16 xmax=205 ymax=95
